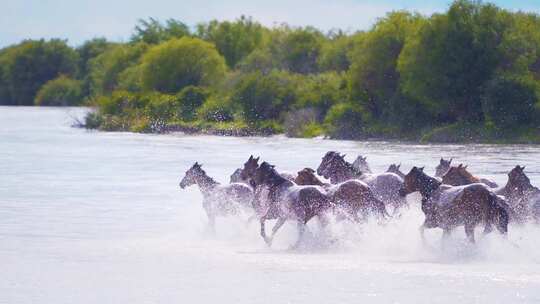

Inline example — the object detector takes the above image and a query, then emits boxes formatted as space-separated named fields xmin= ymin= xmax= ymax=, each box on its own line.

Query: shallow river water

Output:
xmin=1 ymin=106 xmax=540 ymax=303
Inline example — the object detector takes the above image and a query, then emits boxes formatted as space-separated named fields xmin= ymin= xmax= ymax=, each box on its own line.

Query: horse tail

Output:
xmin=488 ymin=192 xmax=509 ymax=235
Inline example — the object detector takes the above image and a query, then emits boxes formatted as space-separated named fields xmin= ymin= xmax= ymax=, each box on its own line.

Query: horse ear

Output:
xmin=249 ymin=155 xmax=253 ymax=160
xmin=458 ymin=164 xmax=463 ymax=168
xmin=398 ymin=163 xmax=401 ymax=169
xmin=449 ymin=158 xmax=453 ymax=163
xmin=440 ymin=158 xmax=443 ymax=163
xmin=464 ymin=165 xmax=468 ymax=169
xmin=521 ymin=166 xmax=526 ymax=171
xmin=420 ymin=167 xmax=425 ymax=171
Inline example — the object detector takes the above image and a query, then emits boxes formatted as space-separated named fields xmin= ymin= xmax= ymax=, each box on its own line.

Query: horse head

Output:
xmin=399 ymin=166 xmax=426 ymax=196
xmin=508 ymin=165 xmax=531 ymax=189
xmin=295 ymin=168 xmax=325 ymax=186
xmin=252 ymin=161 xmax=277 ymax=187
xmin=435 ymin=157 xmax=452 ymax=177
xmin=317 ymin=151 xmax=340 ymax=177
xmin=240 ymin=155 xmax=260 ymax=180
xmin=441 ymin=164 xmax=475 ymax=186
xmin=353 ymin=155 xmax=371 ymax=173
xmin=180 ymin=162 xmax=204 ymax=189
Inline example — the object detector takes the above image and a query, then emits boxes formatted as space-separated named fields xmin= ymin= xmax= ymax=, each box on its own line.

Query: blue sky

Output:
xmin=1 ymin=0 xmax=539 ymax=48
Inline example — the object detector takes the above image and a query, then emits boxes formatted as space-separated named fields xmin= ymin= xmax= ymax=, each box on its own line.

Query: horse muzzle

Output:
xmin=398 ymin=187 xmax=408 ymax=197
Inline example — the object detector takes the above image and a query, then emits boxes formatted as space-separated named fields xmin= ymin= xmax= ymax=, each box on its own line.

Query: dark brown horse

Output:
xmin=386 ymin=163 xmax=405 ymax=179
xmin=180 ymin=162 xmax=254 ymax=232
xmin=441 ymin=164 xmax=498 ymax=188
xmin=399 ymin=167 xmax=509 ymax=243
xmin=295 ymin=168 xmax=388 ymax=221
xmin=495 ymin=166 xmax=540 ymax=222
xmin=251 ymin=162 xmax=333 ymax=248
xmin=317 ymin=152 xmax=406 ymax=210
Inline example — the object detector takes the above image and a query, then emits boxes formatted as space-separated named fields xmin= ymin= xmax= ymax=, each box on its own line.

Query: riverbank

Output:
xmin=83 ymin=110 xmax=540 ymax=144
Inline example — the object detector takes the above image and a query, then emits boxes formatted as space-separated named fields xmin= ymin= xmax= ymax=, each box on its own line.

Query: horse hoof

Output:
xmin=264 ymin=237 xmax=273 ymax=247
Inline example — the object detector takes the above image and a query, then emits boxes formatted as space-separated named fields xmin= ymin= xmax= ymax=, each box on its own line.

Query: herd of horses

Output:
xmin=179 ymin=152 xmax=540 ymax=248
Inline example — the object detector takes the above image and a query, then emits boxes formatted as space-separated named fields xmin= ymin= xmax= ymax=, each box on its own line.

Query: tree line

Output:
xmin=1 ymin=0 xmax=540 ymax=142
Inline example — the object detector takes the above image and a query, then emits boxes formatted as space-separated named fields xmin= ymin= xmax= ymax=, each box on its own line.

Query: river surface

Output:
xmin=1 ymin=106 xmax=540 ymax=303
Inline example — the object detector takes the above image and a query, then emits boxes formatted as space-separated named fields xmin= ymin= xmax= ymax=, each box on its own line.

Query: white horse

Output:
xmin=180 ymin=162 xmax=254 ymax=232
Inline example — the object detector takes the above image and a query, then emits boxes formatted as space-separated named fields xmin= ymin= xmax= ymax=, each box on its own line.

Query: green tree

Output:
xmin=282 ymin=27 xmax=324 ymax=74
xmin=349 ymin=11 xmax=423 ymax=121
xmin=398 ymin=0 xmax=513 ymax=122
xmin=482 ymin=76 xmax=539 ymax=128
xmin=88 ymin=42 xmax=148 ymax=96
xmin=324 ymin=102 xmax=366 ymax=139
xmin=197 ymin=16 xmax=265 ymax=68
xmin=318 ymin=30 xmax=355 ymax=72
xmin=0 ymin=39 xmax=78 ymax=105
xmin=35 ymin=75 xmax=83 ymax=106
xmin=140 ymin=37 xmax=226 ymax=93
xmin=131 ymin=18 xmax=190 ymax=44
xmin=231 ymin=70 xmax=299 ymax=122
xmin=76 ymin=38 xmax=114 ymax=97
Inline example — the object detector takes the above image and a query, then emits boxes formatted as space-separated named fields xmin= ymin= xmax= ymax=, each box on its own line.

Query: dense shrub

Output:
xmin=176 ymin=86 xmax=209 ymax=120
xmin=0 ymin=39 xmax=78 ymax=105
xmin=231 ymin=70 xmax=298 ymax=122
xmin=88 ymin=43 xmax=148 ymax=96
xmin=324 ymin=103 xmax=366 ymax=139
xmin=140 ymin=37 xmax=226 ymax=93
xmin=197 ymin=97 xmax=235 ymax=122
xmin=35 ymin=75 xmax=83 ymax=106
xmin=482 ymin=76 xmax=539 ymax=128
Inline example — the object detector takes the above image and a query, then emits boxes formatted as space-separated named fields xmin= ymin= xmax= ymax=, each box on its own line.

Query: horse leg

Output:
xmin=419 ymin=224 xmax=426 ymax=242
xmin=292 ymin=221 xmax=306 ymax=249
xmin=260 ymin=217 xmax=272 ymax=246
xmin=207 ymin=214 xmax=216 ymax=235
xmin=464 ymin=224 xmax=475 ymax=243
xmin=268 ymin=217 xmax=287 ymax=244
xmin=442 ymin=228 xmax=451 ymax=239
xmin=246 ymin=214 xmax=257 ymax=226
xmin=483 ymin=222 xmax=493 ymax=235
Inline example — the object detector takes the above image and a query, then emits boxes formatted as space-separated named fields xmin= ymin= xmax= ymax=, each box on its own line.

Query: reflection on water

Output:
xmin=1 ymin=106 xmax=539 ymax=304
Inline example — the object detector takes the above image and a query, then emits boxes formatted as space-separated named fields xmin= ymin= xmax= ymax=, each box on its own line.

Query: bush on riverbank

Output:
xmin=34 ymin=75 xmax=83 ymax=106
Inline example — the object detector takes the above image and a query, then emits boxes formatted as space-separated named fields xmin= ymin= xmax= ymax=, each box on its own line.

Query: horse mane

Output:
xmin=457 ymin=165 xmax=480 ymax=182
xmin=333 ymin=154 xmax=363 ymax=176
xmin=260 ymin=162 xmax=292 ymax=187
xmin=197 ymin=167 xmax=220 ymax=187
xmin=415 ymin=168 xmax=442 ymax=200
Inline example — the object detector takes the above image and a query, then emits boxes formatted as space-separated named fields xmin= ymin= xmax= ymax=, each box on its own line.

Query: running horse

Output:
xmin=250 ymin=162 xmax=333 ymax=248
xmin=399 ymin=167 xmax=509 ymax=243
xmin=317 ymin=152 xmax=406 ymax=211
xmin=295 ymin=168 xmax=388 ymax=221
xmin=496 ymin=166 xmax=540 ymax=222
xmin=180 ymin=162 xmax=254 ymax=232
